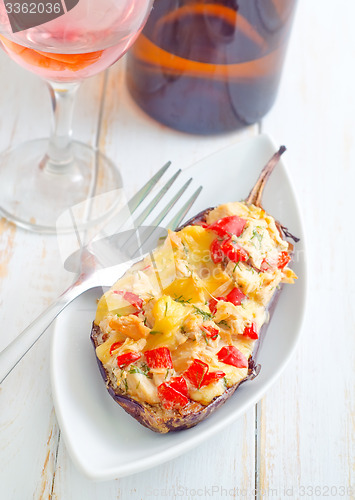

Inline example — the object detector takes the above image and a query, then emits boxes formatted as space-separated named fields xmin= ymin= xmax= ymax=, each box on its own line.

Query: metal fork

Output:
xmin=0 ymin=164 xmax=202 ymax=383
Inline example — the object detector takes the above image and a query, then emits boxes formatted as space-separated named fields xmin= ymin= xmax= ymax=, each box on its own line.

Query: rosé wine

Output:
xmin=0 ymin=0 xmax=152 ymax=81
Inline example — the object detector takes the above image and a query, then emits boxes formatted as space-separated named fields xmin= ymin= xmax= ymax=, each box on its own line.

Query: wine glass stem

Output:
xmin=45 ymin=80 xmax=81 ymax=173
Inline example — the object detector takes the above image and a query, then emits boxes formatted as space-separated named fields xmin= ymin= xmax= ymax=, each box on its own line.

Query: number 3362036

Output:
xmin=5 ymin=3 xmax=62 ymax=15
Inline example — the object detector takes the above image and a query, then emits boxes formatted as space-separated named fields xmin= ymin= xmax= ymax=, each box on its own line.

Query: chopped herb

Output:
xmin=150 ymin=330 xmax=163 ymax=335
xmin=201 ymin=332 xmax=209 ymax=345
xmin=128 ymin=366 xmax=149 ymax=377
xmin=182 ymin=242 xmax=189 ymax=256
xmin=123 ymin=378 xmax=128 ymax=392
xmin=186 ymin=265 xmax=193 ymax=276
xmin=143 ymin=317 xmax=147 ymax=326
xmin=136 ymin=381 xmax=141 ymax=389
xmin=250 ymin=227 xmax=264 ymax=249
xmin=141 ymin=362 xmax=150 ymax=372
xmin=233 ymin=262 xmax=242 ymax=273
xmin=218 ymin=320 xmax=230 ymax=329
xmin=193 ymin=305 xmax=213 ymax=321
xmin=223 ymin=376 xmax=228 ymax=388
xmin=165 ymin=368 xmax=170 ymax=380
xmin=174 ymin=295 xmax=192 ymax=304
xmin=165 ymin=302 xmax=168 ymax=316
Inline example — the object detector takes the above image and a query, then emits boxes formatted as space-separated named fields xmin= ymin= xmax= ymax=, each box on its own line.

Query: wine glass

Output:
xmin=0 ymin=0 xmax=153 ymax=233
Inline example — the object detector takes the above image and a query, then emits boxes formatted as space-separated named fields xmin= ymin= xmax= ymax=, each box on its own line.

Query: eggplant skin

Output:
xmin=90 ymin=204 xmax=293 ymax=433
xmin=91 ymin=323 xmax=254 ymax=433
xmin=177 ymin=207 xmax=213 ymax=230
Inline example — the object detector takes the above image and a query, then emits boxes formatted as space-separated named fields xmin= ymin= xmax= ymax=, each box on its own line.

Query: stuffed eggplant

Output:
xmin=91 ymin=147 xmax=297 ymax=433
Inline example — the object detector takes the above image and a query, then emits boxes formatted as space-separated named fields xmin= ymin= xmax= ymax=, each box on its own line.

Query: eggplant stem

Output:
xmin=245 ymin=146 xmax=286 ymax=207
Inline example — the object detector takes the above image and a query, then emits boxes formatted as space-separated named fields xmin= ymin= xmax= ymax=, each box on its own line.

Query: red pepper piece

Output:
xmin=122 ymin=291 xmax=143 ymax=310
xmin=226 ymin=287 xmax=247 ymax=306
xmin=201 ymin=370 xmax=225 ymax=387
xmin=145 ymin=347 xmax=173 ymax=369
xmin=209 ymin=287 xmax=246 ymax=314
xmin=260 ymin=258 xmax=272 ymax=272
xmin=208 ymin=297 xmax=226 ymax=315
xmin=109 ymin=342 xmax=123 ymax=356
xmin=157 ymin=382 xmax=189 ymax=409
xmin=208 ymin=216 xmax=247 ymax=238
xmin=220 ymin=238 xmax=249 ymax=263
xmin=210 ymin=238 xmax=223 ymax=264
xmin=208 ymin=298 xmax=218 ymax=315
xmin=277 ymin=251 xmax=291 ymax=269
xmin=116 ymin=351 xmax=141 ymax=368
xmin=113 ymin=290 xmax=143 ymax=310
xmin=202 ymin=324 xmax=219 ymax=340
xmin=217 ymin=345 xmax=248 ymax=368
xmin=183 ymin=359 xmax=209 ymax=389
xmin=243 ymin=322 xmax=258 ymax=339
xmin=168 ymin=376 xmax=189 ymax=397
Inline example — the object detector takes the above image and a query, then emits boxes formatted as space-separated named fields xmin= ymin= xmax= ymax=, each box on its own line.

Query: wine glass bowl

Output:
xmin=0 ymin=0 xmax=153 ymax=232
xmin=0 ymin=1 xmax=152 ymax=81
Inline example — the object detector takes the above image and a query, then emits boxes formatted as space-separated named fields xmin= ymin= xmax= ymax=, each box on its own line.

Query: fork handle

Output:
xmin=0 ymin=283 xmax=84 ymax=384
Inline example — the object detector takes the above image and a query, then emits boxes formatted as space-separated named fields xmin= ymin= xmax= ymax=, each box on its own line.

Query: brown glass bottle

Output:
xmin=127 ymin=0 xmax=297 ymax=134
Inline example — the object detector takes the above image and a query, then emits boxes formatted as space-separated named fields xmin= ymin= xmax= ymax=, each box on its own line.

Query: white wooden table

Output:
xmin=1 ymin=1 xmax=354 ymax=498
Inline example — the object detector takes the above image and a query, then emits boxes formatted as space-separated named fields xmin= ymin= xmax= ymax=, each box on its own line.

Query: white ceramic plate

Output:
xmin=51 ymin=134 xmax=307 ymax=481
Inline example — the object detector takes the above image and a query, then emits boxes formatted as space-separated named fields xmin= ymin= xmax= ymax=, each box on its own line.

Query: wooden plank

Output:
xmin=3 ymin=0 xmax=354 ymax=495
xmin=0 ymin=232 xmax=66 ymax=500
xmin=0 ymin=48 xmax=106 ymax=499
xmin=53 ymin=410 xmax=256 ymax=500
xmin=258 ymin=0 xmax=355 ymax=497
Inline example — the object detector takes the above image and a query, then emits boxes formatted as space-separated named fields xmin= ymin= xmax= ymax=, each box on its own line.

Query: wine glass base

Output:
xmin=0 ymin=139 xmax=123 ymax=234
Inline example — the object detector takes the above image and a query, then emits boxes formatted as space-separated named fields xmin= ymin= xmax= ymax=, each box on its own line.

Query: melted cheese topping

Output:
xmin=94 ymin=202 xmax=297 ymax=407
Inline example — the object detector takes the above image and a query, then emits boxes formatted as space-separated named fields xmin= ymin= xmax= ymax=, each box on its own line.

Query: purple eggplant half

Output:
xmin=91 ymin=147 xmax=298 ymax=433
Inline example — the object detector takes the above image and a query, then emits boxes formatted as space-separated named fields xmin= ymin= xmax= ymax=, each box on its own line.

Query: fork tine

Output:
xmin=127 ymin=161 xmax=171 ymax=214
xmin=151 ymin=178 xmax=193 ymax=228
xmin=117 ymin=169 xmax=182 ymax=252
xmin=165 ymin=185 xmax=203 ymax=230
xmin=96 ymin=161 xmax=172 ymax=242
xmin=131 ymin=178 xmax=196 ymax=258
xmin=133 ymin=169 xmax=182 ymax=228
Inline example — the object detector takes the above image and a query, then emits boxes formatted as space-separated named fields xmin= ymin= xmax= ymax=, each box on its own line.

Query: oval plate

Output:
xmin=51 ymin=134 xmax=307 ymax=480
